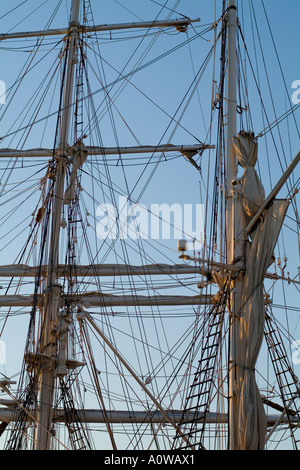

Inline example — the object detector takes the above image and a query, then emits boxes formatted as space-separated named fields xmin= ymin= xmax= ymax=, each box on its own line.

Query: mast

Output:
xmin=35 ymin=0 xmax=81 ymax=450
xmin=226 ymin=0 xmax=246 ymax=450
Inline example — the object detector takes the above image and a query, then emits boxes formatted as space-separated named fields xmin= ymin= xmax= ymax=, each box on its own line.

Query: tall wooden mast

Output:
xmin=35 ymin=0 xmax=81 ymax=450
xmin=226 ymin=0 xmax=246 ymax=450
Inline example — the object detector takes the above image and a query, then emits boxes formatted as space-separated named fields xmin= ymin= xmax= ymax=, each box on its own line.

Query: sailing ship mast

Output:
xmin=225 ymin=0 xmax=251 ymax=450
xmin=0 ymin=0 xmax=205 ymax=451
xmin=226 ymin=0 xmax=239 ymax=450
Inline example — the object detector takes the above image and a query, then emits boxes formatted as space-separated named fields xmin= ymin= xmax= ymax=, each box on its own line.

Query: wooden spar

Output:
xmin=0 ymin=293 xmax=215 ymax=308
xmin=0 ymin=144 xmax=213 ymax=159
xmin=77 ymin=309 xmax=194 ymax=447
xmin=226 ymin=0 xmax=242 ymax=451
xmin=245 ymin=150 xmax=300 ymax=235
xmin=0 ymin=18 xmax=200 ymax=41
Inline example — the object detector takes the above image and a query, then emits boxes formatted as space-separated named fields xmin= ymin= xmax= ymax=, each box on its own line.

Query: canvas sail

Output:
xmin=231 ymin=132 xmax=289 ymax=449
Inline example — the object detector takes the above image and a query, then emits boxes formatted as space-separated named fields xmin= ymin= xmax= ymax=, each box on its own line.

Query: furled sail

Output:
xmin=231 ymin=131 xmax=289 ymax=449
xmin=64 ymin=140 xmax=88 ymax=204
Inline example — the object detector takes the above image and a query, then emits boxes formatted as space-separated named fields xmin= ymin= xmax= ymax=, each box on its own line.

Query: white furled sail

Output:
xmin=0 ymin=0 xmax=298 ymax=451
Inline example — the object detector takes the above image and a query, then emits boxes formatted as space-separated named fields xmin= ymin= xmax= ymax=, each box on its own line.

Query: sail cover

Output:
xmin=232 ymin=132 xmax=288 ymax=450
